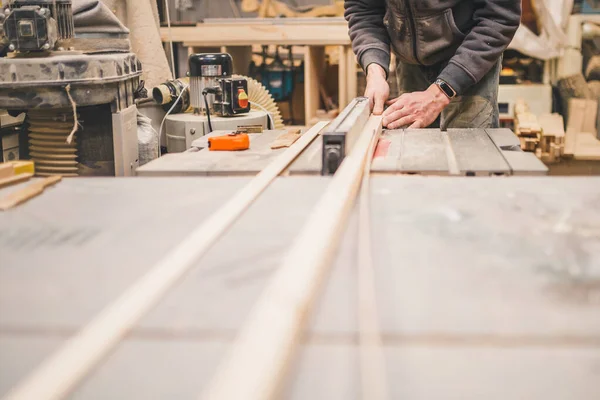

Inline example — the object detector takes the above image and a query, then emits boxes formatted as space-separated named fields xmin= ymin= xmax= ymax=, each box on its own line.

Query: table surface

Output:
xmin=1 ymin=176 xmax=599 ymax=399
xmin=137 ymin=128 xmax=549 ymax=177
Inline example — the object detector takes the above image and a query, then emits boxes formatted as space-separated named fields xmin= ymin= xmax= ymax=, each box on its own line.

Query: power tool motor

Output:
xmin=1 ymin=0 xmax=74 ymax=52
xmin=189 ymin=53 xmax=251 ymax=119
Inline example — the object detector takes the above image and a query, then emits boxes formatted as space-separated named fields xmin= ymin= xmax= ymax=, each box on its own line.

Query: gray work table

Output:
xmin=1 ymin=176 xmax=599 ymax=399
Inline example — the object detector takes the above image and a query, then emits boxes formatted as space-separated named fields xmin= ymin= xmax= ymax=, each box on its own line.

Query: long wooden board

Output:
xmin=200 ymin=117 xmax=383 ymax=400
xmin=357 ymin=122 xmax=389 ymax=400
xmin=163 ymin=18 xmax=351 ymax=46
xmin=1 ymin=122 xmax=329 ymax=400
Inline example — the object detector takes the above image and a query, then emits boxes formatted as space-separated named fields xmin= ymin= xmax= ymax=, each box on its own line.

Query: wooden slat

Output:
xmin=0 ymin=173 xmax=33 ymax=190
xmin=0 ymin=175 xmax=62 ymax=211
xmin=1 ymin=122 xmax=329 ymax=400
xmin=357 ymin=122 xmax=389 ymax=400
xmin=305 ymin=46 xmax=325 ymax=126
xmin=200 ymin=116 xmax=382 ymax=400
xmin=167 ymin=20 xmax=351 ymax=46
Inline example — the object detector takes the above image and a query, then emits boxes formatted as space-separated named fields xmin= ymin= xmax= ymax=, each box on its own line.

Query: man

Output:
xmin=344 ymin=0 xmax=521 ymax=129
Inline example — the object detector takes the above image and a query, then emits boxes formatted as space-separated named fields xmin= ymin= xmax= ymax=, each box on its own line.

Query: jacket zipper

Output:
xmin=404 ymin=0 xmax=422 ymax=65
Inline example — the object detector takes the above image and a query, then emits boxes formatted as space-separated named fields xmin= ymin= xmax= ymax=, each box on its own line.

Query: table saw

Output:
xmin=1 ymin=99 xmax=599 ymax=400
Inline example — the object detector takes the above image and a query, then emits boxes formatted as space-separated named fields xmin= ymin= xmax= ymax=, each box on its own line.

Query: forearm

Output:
xmin=344 ymin=0 xmax=391 ymax=77
xmin=438 ymin=0 xmax=521 ymax=95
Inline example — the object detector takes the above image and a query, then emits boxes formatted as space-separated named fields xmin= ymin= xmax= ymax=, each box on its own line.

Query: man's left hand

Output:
xmin=382 ymin=84 xmax=451 ymax=129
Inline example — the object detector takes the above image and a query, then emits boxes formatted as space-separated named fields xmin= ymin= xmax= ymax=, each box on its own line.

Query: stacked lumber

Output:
xmin=538 ymin=113 xmax=565 ymax=163
xmin=514 ymin=99 xmax=542 ymax=152
xmin=564 ymin=98 xmax=600 ymax=161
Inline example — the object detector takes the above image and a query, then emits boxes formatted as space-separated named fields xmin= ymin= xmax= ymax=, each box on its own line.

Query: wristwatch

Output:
xmin=434 ymin=79 xmax=457 ymax=99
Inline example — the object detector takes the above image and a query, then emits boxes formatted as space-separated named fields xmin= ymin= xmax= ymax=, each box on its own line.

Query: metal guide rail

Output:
xmin=321 ymin=96 xmax=370 ymax=175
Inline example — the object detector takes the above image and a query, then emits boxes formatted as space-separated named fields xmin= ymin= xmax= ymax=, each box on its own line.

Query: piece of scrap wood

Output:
xmin=0 ymin=163 xmax=13 ymax=179
xmin=270 ymin=129 xmax=302 ymax=149
xmin=573 ymin=132 xmax=600 ymax=161
xmin=0 ymin=175 xmax=62 ymax=211
xmin=0 ymin=173 xmax=33 ymax=190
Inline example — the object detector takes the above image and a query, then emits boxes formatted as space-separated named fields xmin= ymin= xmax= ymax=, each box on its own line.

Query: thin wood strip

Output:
xmin=200 ymin=116 xmax=383 ymax=400
xmin=0 ymin=175 xmax=62 ymax=211
xmin=357 ymin=129 xmax=389 ymax=400
xmin=2 ymin=121 xmax=329 ymax=400
xmin=0 ymin=173 xmax=34 ymax=190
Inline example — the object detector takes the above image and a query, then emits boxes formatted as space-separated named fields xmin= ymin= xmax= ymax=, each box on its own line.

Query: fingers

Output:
xmin=385 ymin=97 xmax=398 ymax=106
xmin=372 ymin=92 xmax=386 ymax=115
xmin=408 ymin=121 xmax=423 ymax=129
xmin=382 ymin=102 xmax=402 ymax=118
xmin=382 ymin=107 xmax=410 ymax=127
xmin=388 ymin=115 xmax=416 ymax=130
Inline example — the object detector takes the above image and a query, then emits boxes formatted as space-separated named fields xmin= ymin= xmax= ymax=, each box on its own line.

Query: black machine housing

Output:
xmin=1 ymin=0 xmax=74 ymax=52
xmin=188 ymin=53 xmax=251 ymax=118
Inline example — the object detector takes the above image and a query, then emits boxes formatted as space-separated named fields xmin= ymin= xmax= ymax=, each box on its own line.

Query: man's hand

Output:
xmin=364 ymin=64 xmax=389 ymax=115
xmin=382 ymin=84 xmax=450 ymax=129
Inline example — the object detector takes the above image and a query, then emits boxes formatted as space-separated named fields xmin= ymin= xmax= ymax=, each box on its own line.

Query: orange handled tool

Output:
xmin=208 ymin=133 xmax=250 ymax=151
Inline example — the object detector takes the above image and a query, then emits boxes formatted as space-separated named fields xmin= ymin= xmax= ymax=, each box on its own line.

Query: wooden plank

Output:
xmin=1 ymin=122 xmax=329 ymax=400
xmin=270 ymin=129 xmax=301 ymax=149
xmin=337 ymin=46 xmax=348 ymax=112
xmin=169 ymin=19 xmax=351 ymax=46
xmin=0 ymin=163 xmax=13 ymax=179
xmin=305 ymin=46 xmax=325 ymax=126
xmin=0 ymin=173 xmax=33 ymax=190
xmin=357 ymin=122 xmax=389 ymax=400
xmin=201 ymin=117 xmax=383 ymax=400
xmin=574 ymin=133 xmax=600 ymax=161
xmin=345 ymin=46 xmax=358 ymax=100
xmin=0 ymin=176 xmax=62 ymax=211
xmin=538 ymin=114 xmax=565 ymax=138
xmin=565 ymin=99 xmax=598 ymax=156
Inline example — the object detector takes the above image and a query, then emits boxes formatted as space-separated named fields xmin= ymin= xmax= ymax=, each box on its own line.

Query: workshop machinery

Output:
xmin=153 ymin=52 xmax=284 ymax=153
xmin=138 ymin=96 xmax=549 ymax=178
xmin=0 ymin=0 xmax=143 ymax=176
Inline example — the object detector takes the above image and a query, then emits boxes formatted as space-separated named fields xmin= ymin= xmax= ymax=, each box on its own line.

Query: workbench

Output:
xmin=1 ymin=176 xmax=599 ymax=398
xmin=137 ymin=128 xmax=549 ymax=177
xmin=160 ymin=18 xmax=357 ymax=125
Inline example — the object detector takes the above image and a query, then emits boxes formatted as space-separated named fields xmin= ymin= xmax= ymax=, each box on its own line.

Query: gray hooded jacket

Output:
xmin=345 ymin=0 xmax=521 ymax=95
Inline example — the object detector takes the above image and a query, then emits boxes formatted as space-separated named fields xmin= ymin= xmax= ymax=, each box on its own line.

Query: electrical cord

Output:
xmin=203 ymin=92 xmax=214 ymax=133
xmin=250 ymin=101 xmax=275 ymax=130
xmin=158 ymin=83 xmax=189 ymax=158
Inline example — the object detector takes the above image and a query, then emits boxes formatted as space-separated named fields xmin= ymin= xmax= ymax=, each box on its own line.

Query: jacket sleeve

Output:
xmin=344 ymin=0 xmax=391 ymax=77
xmin=438 ymin=0 xmax=521 ymax=95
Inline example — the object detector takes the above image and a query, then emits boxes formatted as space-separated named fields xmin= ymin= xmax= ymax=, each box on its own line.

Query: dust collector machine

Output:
xmin=0 ymin=0 xmax=143 ymax=176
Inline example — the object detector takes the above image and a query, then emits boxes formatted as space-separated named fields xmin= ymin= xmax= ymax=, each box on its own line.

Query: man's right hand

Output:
xmin=364 ymin=64 xmax=389 ymax=115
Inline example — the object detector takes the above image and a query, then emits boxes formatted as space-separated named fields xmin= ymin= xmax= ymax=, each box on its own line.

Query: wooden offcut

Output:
xmin=0 ymin=173 xmax=33 ymax=190
xmin=0 ymin=175 xmax=62 ymax=211
xmin=270 ymin=129 xmax=302 ymax=149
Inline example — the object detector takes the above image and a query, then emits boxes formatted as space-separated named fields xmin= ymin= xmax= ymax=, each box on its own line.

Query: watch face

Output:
xmin=437 ymin=80 xmax=455 ymax=98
